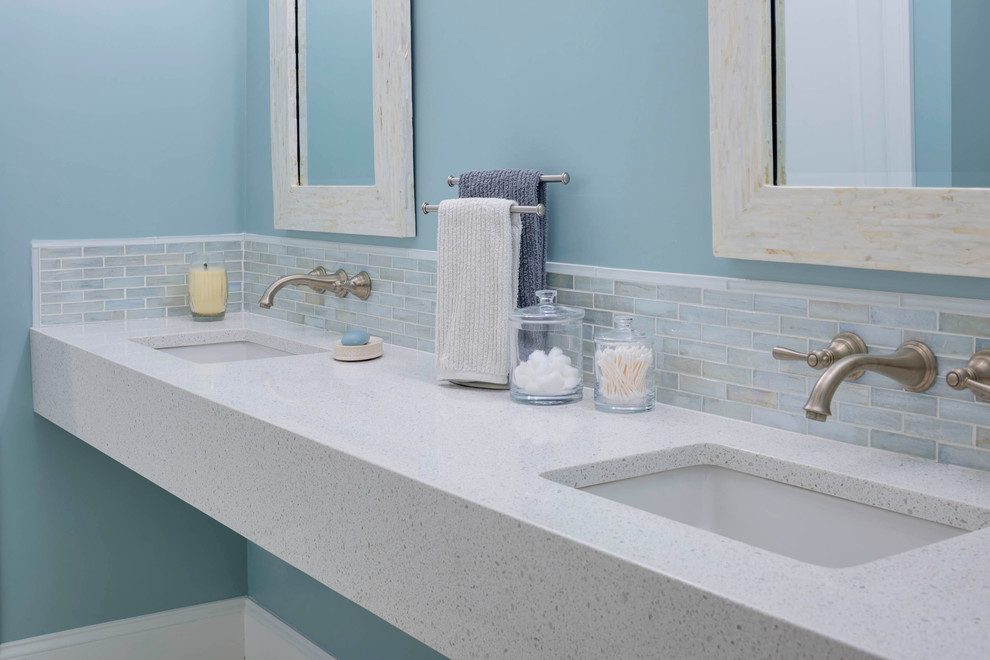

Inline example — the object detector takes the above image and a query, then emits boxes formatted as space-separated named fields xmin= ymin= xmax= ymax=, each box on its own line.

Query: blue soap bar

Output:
xmin=341 ymin=330 xmax=370 ymax=346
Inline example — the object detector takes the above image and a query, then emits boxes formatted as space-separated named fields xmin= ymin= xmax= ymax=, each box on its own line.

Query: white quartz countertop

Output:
xmin=31 ymin=314 xmax=990 ymax=660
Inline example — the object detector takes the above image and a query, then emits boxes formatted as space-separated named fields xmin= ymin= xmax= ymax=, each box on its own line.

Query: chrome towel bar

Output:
xmin=420 ymin=202 xmax=546 ymax=216
xmin=446 ymin=172 xmax=570 ymax=187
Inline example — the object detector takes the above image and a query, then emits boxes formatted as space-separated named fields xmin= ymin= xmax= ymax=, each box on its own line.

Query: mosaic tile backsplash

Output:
xmin=33 ymin=233 xmax=990 ymax=472
xmin=243 ymin=238 xmax=437 ymax=353
xmin=543 ymin=270 xmax=990 ymax=473
xmin=37 ymin=238 xmax=244 ymax=325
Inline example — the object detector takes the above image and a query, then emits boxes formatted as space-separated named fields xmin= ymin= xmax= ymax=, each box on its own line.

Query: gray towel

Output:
xmin=457 ymin=169 xmax=547 ymax=308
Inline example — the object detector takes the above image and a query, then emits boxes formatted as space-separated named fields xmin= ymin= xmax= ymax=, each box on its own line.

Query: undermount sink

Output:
xmin=131 ymin=330 xmax=327 ymax=364
xmin=156 ymin=341 xmax=296 ymax=364
xmin=545 ymin=446 xmax=979 ymax=568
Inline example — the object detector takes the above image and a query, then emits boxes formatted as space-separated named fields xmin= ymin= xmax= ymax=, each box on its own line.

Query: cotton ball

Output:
xmin=513 ymin=367 xmax=529 ymax=389
xmin=514 ymin=347 xmax=579 ymax=395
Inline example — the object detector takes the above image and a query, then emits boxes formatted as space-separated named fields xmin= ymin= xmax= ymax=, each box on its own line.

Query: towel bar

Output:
xmin=421 ymin=202 xmax=546 ymax=216
xmin=446 ymin=172 xmax=570 ymax=187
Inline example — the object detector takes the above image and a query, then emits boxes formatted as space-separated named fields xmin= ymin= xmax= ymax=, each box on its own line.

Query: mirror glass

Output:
xmin=298 ymin=0 xmax=374 ymax=186
xmin=270 ymin=0 xmax=414 ymax=237
xmin=777 ymin=0 xmax=990 ymax=188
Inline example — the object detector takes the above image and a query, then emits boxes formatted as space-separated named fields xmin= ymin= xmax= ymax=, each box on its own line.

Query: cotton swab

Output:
xmin=595 ymin=344 xmax=653 ymax=402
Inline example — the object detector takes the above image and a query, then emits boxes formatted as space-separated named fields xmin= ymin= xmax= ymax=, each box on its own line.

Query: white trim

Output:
xmin=31 ymin=233 xmax=435 ymax=261
xmin=548 ymin=261 xmax=730 ymax=290
xmin=0 ymin=598 xmax=245 ymax=660
xmin=243 ymin=233 xmax=436 ymax=261
xmin=269 ymin=0 xmax=415 ymax=237
xmin=724 ymin=277 xmax=902 ymax=306
xmin=542 ymin=261 xmax=589 ymax=277
xmin=709 ymin=0 xmax=990 ymax=278
xmin=245 ymin=599 xmax=337 ymax=660
xmin=593 ymin=265 xmax=730 ymax=291
xmin=0 ymin=598 xmax=335 ymax=660
xmin=31 ymin=234 xmax=245 ymax=249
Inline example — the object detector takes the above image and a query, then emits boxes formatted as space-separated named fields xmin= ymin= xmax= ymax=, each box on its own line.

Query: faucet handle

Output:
xmin=326 ymin=269 xmax=350 ymax=298
xmin=340 ymin=271 xmax=372 ymax=301
xmin=946 ymin=350 xmax=990 ymax=403
xmin=773 ymin=332 xmax=867 ymax=376
xmin=771 ymin=346 xmax=813 ymax=362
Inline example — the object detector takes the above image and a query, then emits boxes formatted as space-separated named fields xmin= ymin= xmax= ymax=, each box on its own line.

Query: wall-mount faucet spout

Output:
xmin=804 ymin=341 xmax=937 ymax=422
xmin=259 ymin=267 xmax=371 ymax=309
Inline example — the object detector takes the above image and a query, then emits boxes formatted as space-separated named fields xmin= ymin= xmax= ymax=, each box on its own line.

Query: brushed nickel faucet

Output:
xmin=802 ymin=341 xmax=937 ymax=422
xmin=946 ymin=350 xmax=990 ymax=402
xmin=259 ymin=267 xmax=371 ymax=309
xmin=773 ymin=332 xmax=868 ymax=376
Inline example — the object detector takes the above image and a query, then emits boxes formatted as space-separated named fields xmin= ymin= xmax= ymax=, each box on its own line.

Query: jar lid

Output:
xmin=596 ymin=316 xmax=650 ymax=342
xmin=511 ymin=289 xmax=585 ymax=322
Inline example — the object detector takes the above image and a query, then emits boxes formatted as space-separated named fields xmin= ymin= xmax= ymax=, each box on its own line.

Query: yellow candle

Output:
xmin=188 ymin=265 xmax=228 ymax=316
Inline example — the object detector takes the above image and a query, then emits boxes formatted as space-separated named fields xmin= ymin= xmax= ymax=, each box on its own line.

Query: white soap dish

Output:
xmin=333 ymin=336 xmax=384 ymax=361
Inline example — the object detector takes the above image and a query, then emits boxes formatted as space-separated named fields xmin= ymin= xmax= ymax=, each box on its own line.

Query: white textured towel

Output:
xmin=436 ymin=198 xmax=521 ymax=384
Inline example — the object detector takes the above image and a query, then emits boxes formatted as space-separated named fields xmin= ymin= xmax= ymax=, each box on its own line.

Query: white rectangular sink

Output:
xmin=581 ymin=464 xmax=966 ymax=568
xmin=582 ymin=465 xmax=966 ymax=568
xmin=131 ymin=330 xmax=327 ymax=364
xmin=156 ymin=341 xmax=296 ymax=364
xmin=540 ymin=444 xmax=987 ymax=569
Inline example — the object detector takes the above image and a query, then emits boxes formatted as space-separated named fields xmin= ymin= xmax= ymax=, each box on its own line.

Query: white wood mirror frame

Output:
xmin=270 ymin=0 xmax=415 ymax=237
xmin=709 ymin=0 xmax=990 ymax=278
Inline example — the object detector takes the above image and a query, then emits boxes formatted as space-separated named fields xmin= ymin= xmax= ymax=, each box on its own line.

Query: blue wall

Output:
xmin=248 ymin=544 xmax=445 ymax=659
xmin=246 ymin=0 xmax=990 ymax=300
xmin=951 ymin=1 xmax=990 ymax=188
xmin=0 ymin=0 xmax=247 ymax=642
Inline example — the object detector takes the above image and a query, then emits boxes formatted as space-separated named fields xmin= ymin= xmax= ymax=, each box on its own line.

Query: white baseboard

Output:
xmin=244 ymin=600 xmax=335 ymax=660
xmin=0 ymin=597 xmax=335 ymax=660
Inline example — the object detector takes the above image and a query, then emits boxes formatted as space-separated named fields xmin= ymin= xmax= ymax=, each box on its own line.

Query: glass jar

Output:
xmin=594 ymin=316 xmax=655 ymax=413
xmin=509 ymin=289 xmax=585 ymax=405
xmin=188 ymin=251 xmax=228 ymax=321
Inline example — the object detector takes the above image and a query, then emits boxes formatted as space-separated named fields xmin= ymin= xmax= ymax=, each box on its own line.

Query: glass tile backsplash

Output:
xmin=33 ymin=234 xmax=990 ymax=472
xmin=36 ymin=238 xmax=244 ymax=324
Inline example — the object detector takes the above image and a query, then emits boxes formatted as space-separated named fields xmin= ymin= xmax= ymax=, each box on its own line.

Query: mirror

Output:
xmin=709 ymin=0 xmax=990 ymax=278
xmin=778 ymin=0 xmax=990 ymax=188
xmin=297 ymin=0 xmax=374 ymax=186
xmin=270 ymin=0 xmax=414 ymax=236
